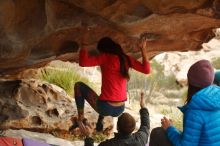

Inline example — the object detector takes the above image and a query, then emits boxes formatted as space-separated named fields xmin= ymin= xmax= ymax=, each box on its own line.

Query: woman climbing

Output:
xmin=72 ymin=29 xmax=150 ymax=132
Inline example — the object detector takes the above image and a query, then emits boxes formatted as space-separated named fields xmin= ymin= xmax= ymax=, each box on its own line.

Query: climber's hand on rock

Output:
xmin=78 ymin=121 xmax=93 ymax=138
xmin=138 ymin=37 xmax=149 ymax=61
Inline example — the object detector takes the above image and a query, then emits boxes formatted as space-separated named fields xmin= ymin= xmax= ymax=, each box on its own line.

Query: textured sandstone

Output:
xmin=0 ymin=79 xmax=113 ymax=136
xmin=0 ymin=0 xmax=220 ymax=74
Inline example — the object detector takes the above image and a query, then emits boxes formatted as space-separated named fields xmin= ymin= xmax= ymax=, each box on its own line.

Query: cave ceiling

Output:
xmin=0 ymin=0 xmax=220 ymax=75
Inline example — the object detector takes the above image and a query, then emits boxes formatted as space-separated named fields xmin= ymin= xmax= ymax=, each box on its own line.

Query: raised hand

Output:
xmin=138 ymin=37 xmax=149 ymax=61
xmin=140 ymin=92 xmax=145 ymax=108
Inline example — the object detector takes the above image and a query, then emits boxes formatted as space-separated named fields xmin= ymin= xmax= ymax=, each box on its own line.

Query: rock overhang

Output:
xmin=0 ymin=0 xmax=220 ymax=75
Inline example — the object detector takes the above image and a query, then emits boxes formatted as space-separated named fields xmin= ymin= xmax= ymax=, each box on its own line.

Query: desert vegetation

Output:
xmin=212 ymin=57 xmax=220 ymax=69
xmin=40 ymin=62 xmax=96 ymax=96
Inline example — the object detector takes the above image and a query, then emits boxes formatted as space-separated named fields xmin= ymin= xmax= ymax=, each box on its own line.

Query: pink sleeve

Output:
xmin=129 ymin=56 xmax=150 ymax=74
xmin=79 ymin=48 xmax=105 ymax=67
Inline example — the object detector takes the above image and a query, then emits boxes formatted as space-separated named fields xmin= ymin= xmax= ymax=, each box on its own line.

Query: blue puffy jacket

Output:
xmin=167 ymin=85 xmax=220 ymax=146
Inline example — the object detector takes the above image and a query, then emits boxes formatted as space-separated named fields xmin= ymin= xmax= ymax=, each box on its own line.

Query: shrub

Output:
xmin=212 ymin=57 xmax=220 ymax=69
xmin=41 ymin=67 xmax=93 ymax=96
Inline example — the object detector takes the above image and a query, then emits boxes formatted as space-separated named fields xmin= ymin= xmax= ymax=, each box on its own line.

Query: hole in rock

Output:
xmin=46 ymin=108 xmax=59 ymax=117
xmin=32 ymin=116 xmax=42 ymax=125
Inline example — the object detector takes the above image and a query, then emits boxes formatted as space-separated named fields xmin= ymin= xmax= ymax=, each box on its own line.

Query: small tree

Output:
xmin=127 ymin=59 xmax=180 ymax=102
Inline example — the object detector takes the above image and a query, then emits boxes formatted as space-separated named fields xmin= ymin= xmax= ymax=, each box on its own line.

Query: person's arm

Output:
xmin=138 ymin=92 xmax=150 ymax=132
xmin=129 ymin=56 xmax=150 ymax=74
xmin=137 ymin=107 xmax=150 ymax=133
xmin=133 ymin=92 xmax=150 ymax=145
xmin=79 ymin=48 xmax=105 ymax=67
xmin=162 ymin=111 xmax=203 ymax=146
xmin=140 ymin=38 xmax=149 ymax=62
xmin=79 ymin=26 xmax=105 ymax=67
xmin=129 ymin=39 xmax=150 ymax=74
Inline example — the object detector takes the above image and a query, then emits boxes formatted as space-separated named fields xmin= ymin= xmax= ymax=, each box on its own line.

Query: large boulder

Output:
xmin=0 ymin=79 xmax=113 ymax=137
xmin=0 ymin=79 xmax=74 ymax=131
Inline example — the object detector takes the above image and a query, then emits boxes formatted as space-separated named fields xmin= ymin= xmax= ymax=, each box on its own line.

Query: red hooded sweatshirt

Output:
xmin=79 ymin=48 xmax=150 ymax=102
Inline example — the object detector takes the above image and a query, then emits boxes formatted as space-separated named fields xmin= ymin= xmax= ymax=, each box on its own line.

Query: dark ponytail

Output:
xmin=186 ymin=84 xmax=202 ymax=104
xmin=115 ymin=43 xmax=131 ymax=79
xmin=97 ymin=37 xmax=131 ymax=79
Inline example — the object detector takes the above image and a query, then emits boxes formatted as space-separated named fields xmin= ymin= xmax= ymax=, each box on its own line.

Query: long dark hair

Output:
xmin=97 ymin=37 xmax=131 ymax=79
xmin=186 ymin=84 xmax=203 ymax=104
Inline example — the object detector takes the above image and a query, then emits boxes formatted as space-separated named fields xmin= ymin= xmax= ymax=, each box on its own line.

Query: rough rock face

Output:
xmin=0 ymin=79 xmax=113 ymax=136
xmin=0 ymin=0 xmax=220 ymax=74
